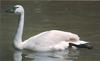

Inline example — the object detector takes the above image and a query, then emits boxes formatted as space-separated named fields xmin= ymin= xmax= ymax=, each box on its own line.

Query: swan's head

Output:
xmin=6 ymin=5 xmax=24 ymax=15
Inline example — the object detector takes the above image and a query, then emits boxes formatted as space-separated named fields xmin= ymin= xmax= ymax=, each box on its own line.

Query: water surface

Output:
xmin=1 ymin=1 xmax=100 ymax=61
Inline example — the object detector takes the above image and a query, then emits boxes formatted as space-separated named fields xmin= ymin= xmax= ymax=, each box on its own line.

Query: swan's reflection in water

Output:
xmin=13 ymin=50 xmax=22 ymax=61
xmin=13 ymin=49 xmax=79 ymax=61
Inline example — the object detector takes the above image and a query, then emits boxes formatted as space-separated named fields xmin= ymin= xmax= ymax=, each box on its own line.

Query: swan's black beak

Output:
xmin=5 ymin=7 xmax=15 ymax=13
xmin=69 ymin=43 xmax=93 ymax=49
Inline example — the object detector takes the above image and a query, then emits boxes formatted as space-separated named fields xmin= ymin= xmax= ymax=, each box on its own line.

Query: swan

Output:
xmin=6 ymin=5 xmax=93 ymax=51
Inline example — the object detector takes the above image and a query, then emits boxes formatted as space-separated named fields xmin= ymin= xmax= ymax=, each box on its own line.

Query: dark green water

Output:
xmin=1 ymin=1 xmax=100 ymax=61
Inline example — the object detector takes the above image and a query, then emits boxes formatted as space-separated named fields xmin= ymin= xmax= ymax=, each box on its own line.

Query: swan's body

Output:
xmin=22 ymin=30 xmax=81 ymax=51
xmin=7 ymin=5 xmax=92 ymax=51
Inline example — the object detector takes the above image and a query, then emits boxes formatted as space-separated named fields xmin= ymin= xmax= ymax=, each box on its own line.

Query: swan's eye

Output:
xmin=16 ymin=7 xmax=19 ymax=8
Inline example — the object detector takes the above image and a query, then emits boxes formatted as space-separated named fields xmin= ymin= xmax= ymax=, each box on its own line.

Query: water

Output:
xmin=1 ymin=1 xmax=100 ymax=61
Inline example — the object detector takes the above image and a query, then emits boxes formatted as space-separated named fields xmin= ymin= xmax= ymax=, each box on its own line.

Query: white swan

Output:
xmin=6 ymin=5 xmax=93 ymax=51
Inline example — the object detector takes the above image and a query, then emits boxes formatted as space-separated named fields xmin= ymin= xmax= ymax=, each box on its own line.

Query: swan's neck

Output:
xmin=13 ymin=13 xmax=24 ymax=49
